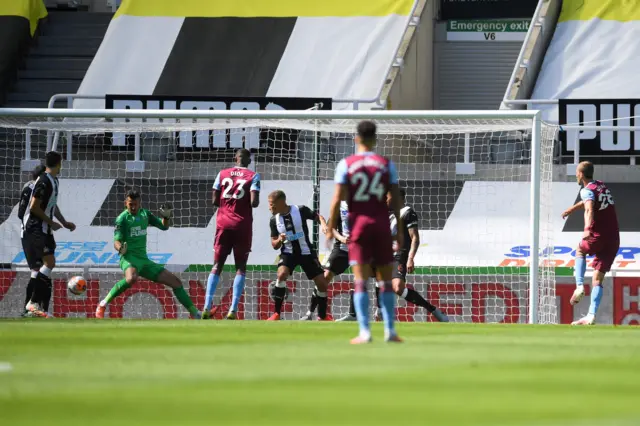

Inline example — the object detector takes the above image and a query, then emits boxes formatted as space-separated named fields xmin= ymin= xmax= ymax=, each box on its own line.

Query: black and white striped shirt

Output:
xmin=390 ymin=205 xmax=419 ymax=259
xmin=22 ymin=172 xmax=59 ymax=236
xmin=270 ymin=205 xmax=318 ymax=256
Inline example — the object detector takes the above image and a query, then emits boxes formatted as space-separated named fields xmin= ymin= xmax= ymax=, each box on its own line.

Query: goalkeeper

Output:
xmin=95 ymin=189 xmax=201 ymax=319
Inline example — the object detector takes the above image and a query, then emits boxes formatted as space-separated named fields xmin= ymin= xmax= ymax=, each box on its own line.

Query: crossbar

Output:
xmin=0 ymin=108 xmax=540 ymax=120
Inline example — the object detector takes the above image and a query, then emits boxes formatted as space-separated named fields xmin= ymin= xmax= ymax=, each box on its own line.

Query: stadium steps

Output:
xmin=2 ymin=10 xmax=113 ymax=109
xmin=0 ymin=10 xmax=113 ymax=223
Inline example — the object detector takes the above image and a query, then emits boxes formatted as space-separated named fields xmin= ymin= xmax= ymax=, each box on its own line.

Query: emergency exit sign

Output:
xmin=446 ymin=20 xmax=529 ymax=42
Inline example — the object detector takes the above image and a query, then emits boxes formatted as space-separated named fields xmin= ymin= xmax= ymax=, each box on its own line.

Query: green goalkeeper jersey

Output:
xmin=114 ymin=209 xmax=167 ymax=258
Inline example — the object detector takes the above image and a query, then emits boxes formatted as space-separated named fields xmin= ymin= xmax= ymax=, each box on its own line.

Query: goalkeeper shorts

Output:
xmin=120 ymin=256 xmax=165 ymax=282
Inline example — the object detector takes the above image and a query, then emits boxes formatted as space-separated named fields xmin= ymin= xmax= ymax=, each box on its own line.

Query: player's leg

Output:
xmin=374 ymin=264 xmax=401 ymax=342
xmin=269 ymin=255 xmax=295 ymax=320
xmin=301 ymin=255 xmax=330 ymax=320
xmin=305 ymin=257 xmax=330 ymax=320
xmin=227 ymin=232 xmax=251 ymax=319
xmin=392 ymin=263 xmax=449 ymax=322
xmin=154 ymin=268 xmax=201 ymax=319
xmin=97 ymin=264 xmax=138 ymax=318
xmin=572 ymin=243 xmax=617 ymax=325
xmin=350 ymin=262 xmax=373 ymax=343
xmin=26 ymin=234 xmax=55 ymax=317
xmin=570 ymin=241 xmax=591 ymax=305
xmin=336 ymin=289 xmax=357 ymax=321
xmin=301 ymin=269 xmax=333 ymax=319
xmin=373 ymin=230 xmax=401 ymax=342
xmin=204 ymin=228 xmax=232 ymax=317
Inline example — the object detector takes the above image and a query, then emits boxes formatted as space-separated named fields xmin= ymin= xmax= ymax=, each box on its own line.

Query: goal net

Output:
xmin=0 ymin=110 xmax=557 ymax=323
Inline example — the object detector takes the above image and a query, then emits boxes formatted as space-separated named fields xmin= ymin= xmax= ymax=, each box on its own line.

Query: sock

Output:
xmin=588 ymin=285 xmax=603 ymax=316
xmin=273 ymin=283 xmax=287 ymax=315
xmin=348 ymin=289 xmax=356 ymax=317
xmin=24 ymin=276 xmax=37 ymax=309
xmin=173 ymin=287 xmax=198 ymax=316
xmin=575 ymin=256 xmax=586 ymax=287
xmin=103 ymin=279 xmax=130 ymax=305
xmin=353 ymin=279 xmax=370 ymax=335
xmin=204 ymin=273 xmax=220 ymax=311
xmin=402 ymin=287 xmax=436 ymax=312
xmin=41 ymin=278 xmax=52 ymax=312
xmin=230 ymin=273 xmax=246 ymax=313
xmin=316 ymin=291 xmax=328 ymax=319
xmin=31 ymin=272 xmax=51 ymax=306
xmin=374 ymin=284 xmax=381 ymax=309
xmin=39 ymin=265 xmax=52 ymax=278
xmin=307 ymin=288 xmax=318 ymax=314
xmin=378 ymin=281 xmax=396 ymax=336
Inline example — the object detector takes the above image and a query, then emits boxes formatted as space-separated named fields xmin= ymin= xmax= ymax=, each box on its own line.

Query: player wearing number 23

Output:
xmin=204 ymin=149 xmax=261 ymax=319
xmin=562 ymin=161 xmax=619 ymax=325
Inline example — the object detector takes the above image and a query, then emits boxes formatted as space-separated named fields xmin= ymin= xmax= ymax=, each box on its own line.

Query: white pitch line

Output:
xmin=0 ymin=362 xmax=13 ymax=373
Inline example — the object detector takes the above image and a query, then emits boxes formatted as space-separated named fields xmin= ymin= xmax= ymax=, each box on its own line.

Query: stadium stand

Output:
xmin=0 ymin=0 xmax=47 ymax=107
xmin=74 ymin=0 xmax=420 ymax=110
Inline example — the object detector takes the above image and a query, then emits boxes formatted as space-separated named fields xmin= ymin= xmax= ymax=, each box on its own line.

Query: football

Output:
xmin=68 ymin=276 xmax=87 ymax=295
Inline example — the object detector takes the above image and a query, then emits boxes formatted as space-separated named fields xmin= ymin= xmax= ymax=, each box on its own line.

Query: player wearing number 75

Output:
xmin=326 ymin=120 xmax=404 ymax=344
xmin=204 ymin=149 xmax=261 ymax=320
xmin=561 ymin=161 xmax=619 ymax=325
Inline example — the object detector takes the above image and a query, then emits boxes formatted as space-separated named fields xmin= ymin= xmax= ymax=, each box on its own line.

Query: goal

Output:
xmin=0 ymin=109 xmax=557 ymax=323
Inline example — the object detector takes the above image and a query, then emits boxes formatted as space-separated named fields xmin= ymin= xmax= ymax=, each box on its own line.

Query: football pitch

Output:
xmin=0 ymin=321 xmax=639 ymax=426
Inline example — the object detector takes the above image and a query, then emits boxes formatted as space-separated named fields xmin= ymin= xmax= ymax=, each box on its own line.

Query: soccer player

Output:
xmin=21 ymin=152 xmax=76 ymax=317
xmin=203 ymin=148 xmax=260 ymax=320
xmin=95 ymin=189 xmax=201 ymax=319
xmin=268 ymin=190 xmax=330 ymax=321
xmin=561 ymin=161 xmax=619 ymax=325
xmin=301 ymin=200 xmax=351 ymax=321
xmin=18 ymin=164 xmax=46 ymax=316
xmin=338 ymin=189 xmax=449 ymax=322
xmin=326 ymin=120 xmax=403 ymax=343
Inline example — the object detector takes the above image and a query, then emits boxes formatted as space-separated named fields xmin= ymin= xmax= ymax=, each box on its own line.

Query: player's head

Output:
xmin=235 ymin=148 xmax=251 ymax=167
xmin=44 ymin=151 xmax=62 ymax=175
xmin=576 ymin=161 xmax=594 ymax=186
xmin=31 ymin=164 xmax=46 ymax=181
xmin=354 ymin=120 xmax=377 ymax=151
xmin=268 ymin=190 xmax=287 ymax=214
xmin=125 ymin=189 xmax=141 ymax=215
xmin=387 ymin=188 xmax=406 ymax=209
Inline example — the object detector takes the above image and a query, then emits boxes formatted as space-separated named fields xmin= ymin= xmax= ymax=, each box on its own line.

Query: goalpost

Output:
xmin=0 ymin=108 xmax=557 ymax=324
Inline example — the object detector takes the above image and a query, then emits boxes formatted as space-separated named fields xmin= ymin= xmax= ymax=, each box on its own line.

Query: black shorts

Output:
xmin=324 ymin=247 xmax=349 ymax=276
xmin=21 ymin=232 xmax=56 ymax=270
xmin=372 ymin=257 xmax=407 ymax=281
xmin=279 ymin=253 xmax=324 ymax=280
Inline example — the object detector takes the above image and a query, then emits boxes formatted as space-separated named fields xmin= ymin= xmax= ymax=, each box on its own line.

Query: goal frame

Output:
xmin=0 ymin=107 xmax=544 ymax=323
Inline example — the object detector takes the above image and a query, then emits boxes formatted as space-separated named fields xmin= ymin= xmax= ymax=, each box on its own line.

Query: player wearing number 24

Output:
xmin=561 ymin=161 xmax=619 ymax=326
xmin=326 ymin=120 xmax=404 ymax=344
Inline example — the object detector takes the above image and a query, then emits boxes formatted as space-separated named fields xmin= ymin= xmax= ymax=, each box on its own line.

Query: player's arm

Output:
xmin=332 ymin=225 xmax=348 ymax=244
xmin=114 ymin=215 xmax=127 ymax=255
xmin=580 ymin=188 xmax=596 ymax=239
xmin=300 ymin=205 xmax=328 ymax=234
xmin=250 ymin=173 xmax=261 ymax=208
xmin=406 ymin=209 xmax=420 ymax=273
xmin=212 ymin=172 xmax=222 ymax=214
xmin=561 ymin=200 xmax=584 ymax=219
xmin=28 ymin=180 xmax=61 ymax=231
xmin=327 ymin=159 xmax=349 ymax=239
xmin=54 ymin=206 xmax=76 ymax=231
xmin=388 ymin=161 xmax=404 ymax=249
xmin=270 ymin=217 xmax=286 ymax=250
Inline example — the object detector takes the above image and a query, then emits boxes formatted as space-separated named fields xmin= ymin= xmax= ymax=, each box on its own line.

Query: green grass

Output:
xmin=0 ymin=321 xmax=639 ymax=426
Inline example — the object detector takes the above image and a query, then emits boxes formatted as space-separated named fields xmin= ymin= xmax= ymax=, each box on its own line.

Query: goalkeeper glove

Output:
xmin=118 ymin=242 xmax=127 ymax=255
xmin=159 ymin=203 xmax=173 ymax=219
